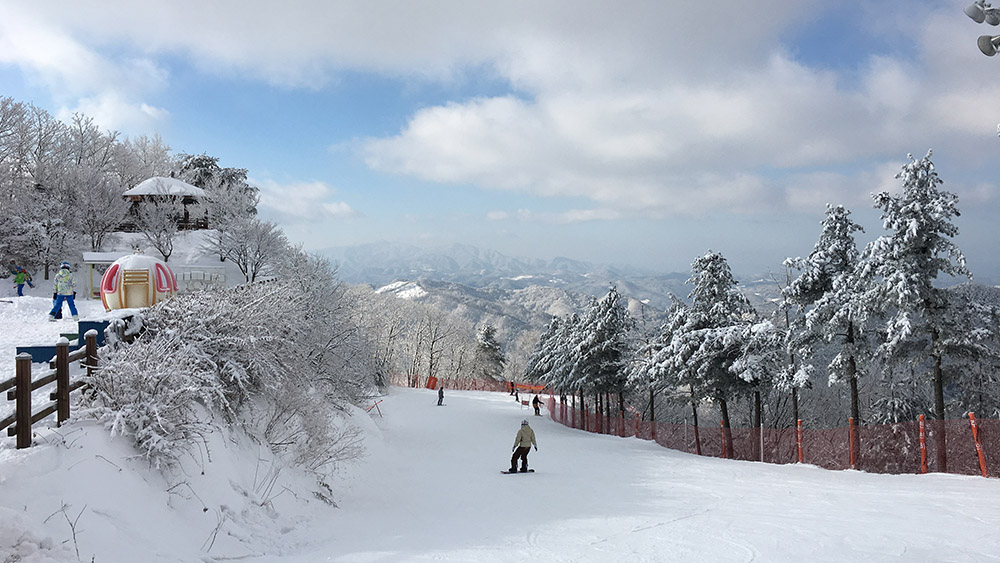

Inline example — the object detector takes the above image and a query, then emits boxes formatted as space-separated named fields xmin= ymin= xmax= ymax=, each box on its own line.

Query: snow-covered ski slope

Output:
xmin=297 ymin=387 xmax=1000 ymax=562
xmin=3 ymin=339 xmax=1000 ymax=561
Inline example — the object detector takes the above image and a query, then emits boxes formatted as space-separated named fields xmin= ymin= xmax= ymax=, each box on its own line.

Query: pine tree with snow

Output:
xmin=783 ymin=204 xmax=868 ymax=427
xmin=473 ymin=324 xmax=507 ymax=382
xmin=533 ymin=313 xmax=584 ymax=394
xmin=941 ymin=284 xmax=1000 ymax=418
xmin=666 ymin=251 xmax=757 ymax=452
xmin=573 ymin=286 xmax=635 ymax=418
xmin=858 ymin=151 xmax=973 ymax=470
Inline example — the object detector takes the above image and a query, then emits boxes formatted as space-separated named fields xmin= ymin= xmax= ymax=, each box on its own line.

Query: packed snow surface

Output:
xmin=1 ymin=288 xmax=1000 ymax=561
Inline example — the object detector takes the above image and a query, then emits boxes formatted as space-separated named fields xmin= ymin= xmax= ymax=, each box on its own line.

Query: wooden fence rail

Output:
xmin=0 ymin=330 xmax=99 ymax=449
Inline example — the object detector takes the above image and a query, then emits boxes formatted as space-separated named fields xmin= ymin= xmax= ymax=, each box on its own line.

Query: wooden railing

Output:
xmin=0 ymin=330 xmax=99 ymax=449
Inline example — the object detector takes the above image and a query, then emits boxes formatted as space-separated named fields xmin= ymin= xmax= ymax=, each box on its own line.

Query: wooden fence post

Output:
xmin=55 ymin=339 xmax=69 ymax=425
xmin=797 ymin=419 xmax=803 ymax=463
xmin=14 ymin=353 xmax=32 ymax=449
xmin=85 ymin=329 xmax=98 ymax=377
xmin=969 ymin=412 xmax=989 ymax=478
xmin=919 ymin=414 xmax=927 ymax=474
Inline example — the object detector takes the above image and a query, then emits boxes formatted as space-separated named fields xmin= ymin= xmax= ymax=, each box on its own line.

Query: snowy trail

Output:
xmin=287 ymin=387 xmax=1000 ymax=562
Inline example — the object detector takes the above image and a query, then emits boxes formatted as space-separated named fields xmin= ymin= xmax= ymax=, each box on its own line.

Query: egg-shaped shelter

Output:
xmin=100 ymin=254 xmax=178 ymax=311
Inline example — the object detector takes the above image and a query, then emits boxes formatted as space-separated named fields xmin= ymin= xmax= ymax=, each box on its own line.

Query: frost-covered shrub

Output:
xmin=83 ymin=335 xmax=219 ymax=468
xmin=85 ymin=277 xmax=376 ymax=470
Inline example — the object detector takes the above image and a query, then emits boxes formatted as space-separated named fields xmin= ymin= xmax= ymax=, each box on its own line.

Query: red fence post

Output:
xmin=848 ymin=417 xmax=856 ymax=470
xmin=14 ymin=353 xmax=32 ymax=449
xmin=969 ymin=412 xmax=989 ymax=478
xmin=796 ymin=419 xmax=803 ymax=463
xmin=919 ymin=414 xmax=928 ymax=474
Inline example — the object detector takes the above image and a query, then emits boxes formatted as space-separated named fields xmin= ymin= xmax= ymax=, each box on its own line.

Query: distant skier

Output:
xmin=532 ymin=394 xmax=542 ymax=416
xmin=438 ymin=385 xmax=445 ymax=406
xmin=13 ymin=267 xmax=33 ymax=296
xmin=48 ymin=262 xmax=78 ymax=321
xmin=510 ymin=419 xmax=537 ymax=473
xmin=509 ymin=382 xmax=515 ymax=395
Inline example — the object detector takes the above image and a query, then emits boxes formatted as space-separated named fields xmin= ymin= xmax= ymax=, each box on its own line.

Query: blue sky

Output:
xmin=3 ymin=0 xmax=1000 ymax=278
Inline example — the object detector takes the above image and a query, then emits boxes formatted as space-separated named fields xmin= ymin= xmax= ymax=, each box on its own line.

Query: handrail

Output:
xmin=0 ymin=330 xmax=99 ymax=448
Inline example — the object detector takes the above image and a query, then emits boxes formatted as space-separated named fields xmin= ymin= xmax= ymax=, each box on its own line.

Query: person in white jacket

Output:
xmin=48 ymin=261 xmax=78 ymax=321
xmin=510 ymin=419 xmax=537 ymax=472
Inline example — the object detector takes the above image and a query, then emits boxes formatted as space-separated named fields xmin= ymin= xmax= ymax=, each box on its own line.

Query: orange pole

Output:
xmin=796 ymin=419 xmax=803 ymax=463
xmin=919 ymin=414 xmax=928 ymax=474
xmin=969 ymin=412 xmax=989 ymax=478
xmin=848 ymin=417 xmax=856 ymax=470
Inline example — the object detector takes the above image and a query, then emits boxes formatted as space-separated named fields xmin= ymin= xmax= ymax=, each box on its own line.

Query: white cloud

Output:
xmin=256 ymin=179 xmax=359 ymax=222
xmin=5 ymin=0 xmax=998 ymax=225
xmin=0 ymin=4 xmax=168 ymax=134
xmin=491 ymin=207 xmax=622 ymax=225
xmin=57 ymin=93 xmax=169 ymax=134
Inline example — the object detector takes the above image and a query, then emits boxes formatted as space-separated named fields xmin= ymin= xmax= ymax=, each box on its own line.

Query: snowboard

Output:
xmin=501 ymin=469 xmax=535 ymax=474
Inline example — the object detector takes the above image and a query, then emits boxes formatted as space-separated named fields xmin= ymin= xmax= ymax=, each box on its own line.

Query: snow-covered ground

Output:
xmin=2 ymin=258 xmax=1000 ymax=561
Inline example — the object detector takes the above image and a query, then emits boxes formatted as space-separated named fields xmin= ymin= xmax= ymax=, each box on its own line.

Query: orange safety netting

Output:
xmin=545 ymin=396 xmax=997 ymax=478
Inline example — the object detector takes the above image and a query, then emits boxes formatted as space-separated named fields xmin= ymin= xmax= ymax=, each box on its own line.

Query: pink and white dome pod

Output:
xmin=100 ymin=254 xmax=178 ymax=311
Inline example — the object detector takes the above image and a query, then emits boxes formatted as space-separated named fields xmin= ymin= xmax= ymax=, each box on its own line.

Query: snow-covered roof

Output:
xmin=82 ymin=251 xmax=131 ymax=264
xmin=122 ymin=176 xmax=206 ymax=198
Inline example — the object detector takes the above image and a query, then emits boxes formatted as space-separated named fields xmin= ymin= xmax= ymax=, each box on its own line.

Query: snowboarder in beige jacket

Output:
xmin=510 ymin=420 xmax=537 ymax=472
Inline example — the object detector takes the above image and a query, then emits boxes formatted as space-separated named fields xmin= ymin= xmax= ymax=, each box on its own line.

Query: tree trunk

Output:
xmin=605 ymin=391 xmax=611 ymax=432
xmin=719 ymin=397 xmax=734 ymax=458
xmin=792 ymin=387 xmax=799 ymax=426
xmin=649 ymin=387 xmax=655 ymax=423
xmin=846 ymin=320 xmax=861 ymax=466
xmin=752 ymin=390 xmax=761 ymax=428
xmin=690 ymin=384 xmax=701 ymax=455
xmin=593 ymin=393 xmax=598 ymax=433
xmin=752 ymin=390 xmax=762 ymax=460
xmin=932 ymin=330 xmax=947 ymax=473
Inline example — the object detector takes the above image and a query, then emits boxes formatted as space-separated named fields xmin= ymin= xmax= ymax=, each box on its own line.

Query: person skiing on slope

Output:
xmin=13 ymin=268 xmax=33 ymax=296
xmin=438 ymin=385 xmax=445 ymax=406
xmin=510 ymin=419 xmax=537 ymax=473
xmin=532 ymin=394 xmax=543 ymax=416
xmin=48 ymin=262 xmax=78 ymax=321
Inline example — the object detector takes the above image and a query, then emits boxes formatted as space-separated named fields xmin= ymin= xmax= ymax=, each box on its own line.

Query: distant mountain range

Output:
xmin=318 ymin=241 xmax=784 ymax=315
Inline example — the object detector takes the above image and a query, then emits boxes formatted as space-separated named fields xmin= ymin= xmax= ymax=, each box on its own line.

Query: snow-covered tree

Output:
xmin=472 ymin=324 xmax=506 ymax=382
xmin=525 ymin=313 xmax=582 ymax=393
xmin=667 ymin=252 xmax=756 ymax=450
xmin=783 ymin=204 xmax=867 ymax=426
xmin=943 ymin=284 xmax=1000 ymax=418
xmin=211 ymin=218 xmax=288 ymax=282
xmin=858 ymin=151 xmax=974 ymax=470
xmin=176 ymin=152 xmax=258 ymax=228
xmin=861 ymin=152 xmax=971 ymax=413
xmin=573 ymin=286 xmax=635 ymax=416
xmin=72 ymin=164 xmax=130 ymax=251
xmin=135 ymin=196 xmax=182 ymax=261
